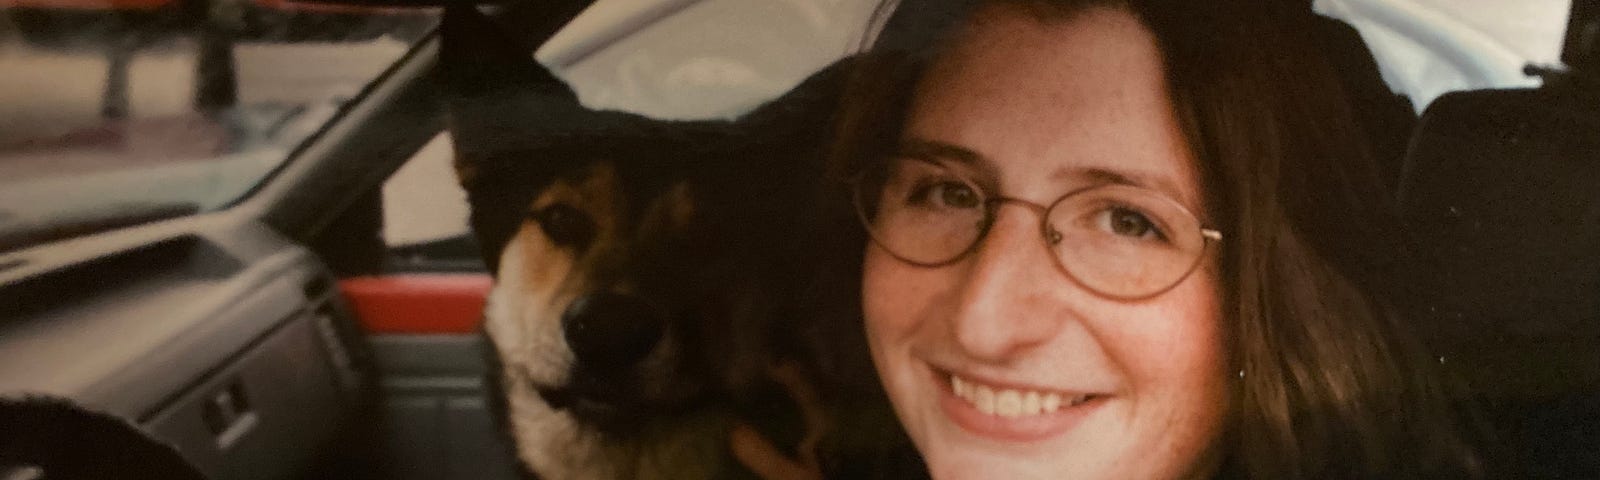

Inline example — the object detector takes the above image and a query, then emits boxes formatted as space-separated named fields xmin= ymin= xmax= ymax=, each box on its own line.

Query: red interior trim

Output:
xmin=339 ymin=274 xmax=492 ymax=334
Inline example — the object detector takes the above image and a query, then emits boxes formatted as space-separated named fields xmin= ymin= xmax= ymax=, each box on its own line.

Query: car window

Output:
xmin=0 ymin=1 xmax=437 ymax=252
xmin=535 ymin=0 xmax=881 ymax=119
xmin=1314 ymin=0 xmax=1570 ymax=111
xmin=382 ymin=132 xmax=482 ymax=272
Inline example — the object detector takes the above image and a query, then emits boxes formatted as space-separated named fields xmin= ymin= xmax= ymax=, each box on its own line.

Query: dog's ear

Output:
xmin=439 ymin=4 xmax=578 ymax=102
xmin=734 ymin=58 xmax=852 ymax=131
xmin=713 ymin=58 xmax=855 ymax=177
xmin=441 ymin=2 xmax=596 ymax=188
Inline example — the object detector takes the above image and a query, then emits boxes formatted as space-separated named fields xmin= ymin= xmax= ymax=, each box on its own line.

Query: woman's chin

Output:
xmin=911 ymin=396 xmax=1108 ymax=479
xmin=920 ymin=446 xmax=1077 ymax=480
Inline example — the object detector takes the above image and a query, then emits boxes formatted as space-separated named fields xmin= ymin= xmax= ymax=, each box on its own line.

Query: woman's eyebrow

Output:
xmin=896 ymin=138 xmax=989 ymax=168
xmin=1074 ymin=168 xmax=1175 ymax=194
xmin=898 ymin=138 xmax=1199 ymax=212
xmin=1068 ymin=167 xmax=1196 ymax=211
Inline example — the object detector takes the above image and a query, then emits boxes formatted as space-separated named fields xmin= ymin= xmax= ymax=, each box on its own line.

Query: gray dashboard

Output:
xmin=0 ymin=216 xmax=369 ymax=479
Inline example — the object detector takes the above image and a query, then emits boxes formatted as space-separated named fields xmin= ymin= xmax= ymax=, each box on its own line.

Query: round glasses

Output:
xmin=853 ymin=158 xmax=1222 ymax=300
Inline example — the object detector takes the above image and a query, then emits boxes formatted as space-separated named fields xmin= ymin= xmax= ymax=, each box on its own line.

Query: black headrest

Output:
xmin=1397 ymin=84 xmax=1600 ymax=477
xmin=1312 ymin=14 xmax=1417 ymax=194
xmin=1563 ymin=0 xmax=1598 ymax=75
xmin=1398 ymin=86 xmax=1600 ymax=397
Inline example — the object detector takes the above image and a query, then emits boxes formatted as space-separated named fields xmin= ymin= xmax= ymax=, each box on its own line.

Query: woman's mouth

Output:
xmin=950 ymin=374 xmax=1095 ymax=417
xmin=936 ymin=369 xmax=1106 ymax=441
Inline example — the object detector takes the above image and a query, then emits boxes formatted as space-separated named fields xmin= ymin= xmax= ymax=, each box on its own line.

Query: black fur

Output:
xmin=442 ymin=2 xmax=922 ymax=478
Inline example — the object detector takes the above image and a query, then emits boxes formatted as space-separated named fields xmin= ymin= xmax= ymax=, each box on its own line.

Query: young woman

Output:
xmin=740 ymin=0 xmax=1484 ymax=478
xmin=856 ymin=4 xmax=1229 ymax=478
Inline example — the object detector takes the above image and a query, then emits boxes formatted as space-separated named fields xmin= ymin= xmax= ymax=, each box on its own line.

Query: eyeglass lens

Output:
xmin=855 ymin=157 xmax=1211 ymax=299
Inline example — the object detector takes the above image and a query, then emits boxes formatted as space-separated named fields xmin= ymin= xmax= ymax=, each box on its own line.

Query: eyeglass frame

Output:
xmin=850 ymin=174 xmax=1225 ymax=301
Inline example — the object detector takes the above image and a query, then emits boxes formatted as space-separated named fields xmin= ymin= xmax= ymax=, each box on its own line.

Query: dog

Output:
xmin=441 ymin=3 xmax=921 ymax=479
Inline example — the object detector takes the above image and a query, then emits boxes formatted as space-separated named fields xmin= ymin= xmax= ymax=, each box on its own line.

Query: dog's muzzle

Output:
xmin=539 ymin=292 xmax=677 ymax=431
xmin=562 ymin=292 xmax=664 ymax=369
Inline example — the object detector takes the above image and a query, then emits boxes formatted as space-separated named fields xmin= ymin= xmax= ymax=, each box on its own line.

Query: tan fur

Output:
xmin=532 ymin=166 xmax=611 ymax=281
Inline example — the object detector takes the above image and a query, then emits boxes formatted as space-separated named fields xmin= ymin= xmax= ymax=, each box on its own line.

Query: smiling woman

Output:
xmin=861 ymin=6 xmax=1227 ymax=478
xmin=824 ymin=0 xmax=1486 ymax=478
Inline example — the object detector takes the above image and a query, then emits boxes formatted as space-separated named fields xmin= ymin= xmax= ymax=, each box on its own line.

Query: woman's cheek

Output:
xmin=862 ymin=248 xmax=920 ymax=340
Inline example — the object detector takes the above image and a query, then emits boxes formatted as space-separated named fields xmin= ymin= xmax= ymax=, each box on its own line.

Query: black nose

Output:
xmin=561 ymin=293 xmax=665 ymax=369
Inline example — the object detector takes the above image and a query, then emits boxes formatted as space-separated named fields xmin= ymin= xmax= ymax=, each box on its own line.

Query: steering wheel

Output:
xmin=0 ymin=396 xmax=206 ymax=480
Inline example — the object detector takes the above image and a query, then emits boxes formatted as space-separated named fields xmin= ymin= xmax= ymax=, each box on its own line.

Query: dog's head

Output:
xmin=440 ymin=3 xmax=850 ymax=475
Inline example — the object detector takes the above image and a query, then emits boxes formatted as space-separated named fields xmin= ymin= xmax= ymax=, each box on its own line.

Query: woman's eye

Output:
xmin=1100 ymin=207 xmax=1167 ymax=241
xmin=908 ymin=180 xmax=981 ymax=209
xmin=530 ymin=203 xmax=596 ymax=249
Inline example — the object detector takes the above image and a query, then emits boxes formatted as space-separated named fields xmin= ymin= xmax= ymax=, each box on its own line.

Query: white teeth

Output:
xmin=996 ymin=390 xmax=1022 ymax=418
xmin=1022 ymin=391 xmax=1041 ymax=416
xmin=949 ymin=373 xmax=1091 ymax=418
xmin=974 ymin=385 xmax=996 ymax=415
xmin=1042 ymin=393 xmax=1061 ymax=413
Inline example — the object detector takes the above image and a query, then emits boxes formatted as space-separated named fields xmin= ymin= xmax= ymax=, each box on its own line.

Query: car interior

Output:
xmin=1397 ymin=2 xmax=1599 ymax=471
xmin=0 ymin=0 xmax=1594 ymax=479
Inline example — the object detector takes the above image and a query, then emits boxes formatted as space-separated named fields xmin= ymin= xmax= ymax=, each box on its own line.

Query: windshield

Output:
xmin=0 ymin=1 xmax=437 ymax=250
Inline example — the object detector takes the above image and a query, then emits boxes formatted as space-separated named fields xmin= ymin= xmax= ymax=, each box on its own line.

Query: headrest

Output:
xmin=1563 ymin=0 xmax=1598 ymax=76
xmin=1397 ymin=85 xmax=1600 ymax=399
xmin=1310 ymin=14 xmax=1417 ymax=194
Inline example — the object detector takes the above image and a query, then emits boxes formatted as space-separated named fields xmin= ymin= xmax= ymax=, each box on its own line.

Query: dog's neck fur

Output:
xmin=493 ymin=360 xmax=735 ymax=480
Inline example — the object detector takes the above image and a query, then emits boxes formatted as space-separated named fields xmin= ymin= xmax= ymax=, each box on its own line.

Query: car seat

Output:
xmin=1396 ymin=1 xmax=1599 ymax=476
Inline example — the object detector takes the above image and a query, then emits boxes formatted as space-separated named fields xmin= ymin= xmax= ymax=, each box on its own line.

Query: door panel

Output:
xmin=368 ymin=334 xmax=521 ymax=480
xmin=338 ymin=273 xmax=520 ymax=479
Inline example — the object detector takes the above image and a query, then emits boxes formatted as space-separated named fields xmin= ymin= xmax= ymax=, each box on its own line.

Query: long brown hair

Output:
xmin=827 ymin=0 xmax=1485 ymax=477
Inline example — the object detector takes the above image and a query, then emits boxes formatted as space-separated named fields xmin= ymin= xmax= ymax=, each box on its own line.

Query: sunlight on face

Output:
xmin=861 ymin=5 xmax=1230 ymax=479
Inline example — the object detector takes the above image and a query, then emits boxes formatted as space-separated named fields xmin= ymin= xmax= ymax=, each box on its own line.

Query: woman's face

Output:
xmin=861 ymin=5 xmax=1229 ymax=479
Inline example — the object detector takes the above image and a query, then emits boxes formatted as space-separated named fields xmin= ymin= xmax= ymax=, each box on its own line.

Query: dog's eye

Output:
xmin=531 ymin=203 xmax=596 ymax=249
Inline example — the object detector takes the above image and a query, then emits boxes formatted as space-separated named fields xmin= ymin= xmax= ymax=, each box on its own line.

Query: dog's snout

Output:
xmin=562 ymin=293 xmax=665 ymax=369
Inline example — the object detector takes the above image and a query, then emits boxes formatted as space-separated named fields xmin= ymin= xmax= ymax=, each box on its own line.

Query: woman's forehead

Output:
xmin=903 ymin=4 xmax=1205 ymax=212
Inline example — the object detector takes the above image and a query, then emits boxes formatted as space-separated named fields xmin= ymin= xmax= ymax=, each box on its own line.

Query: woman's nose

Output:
xmin=946 ymin=205 xmax=1067 ymax=362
